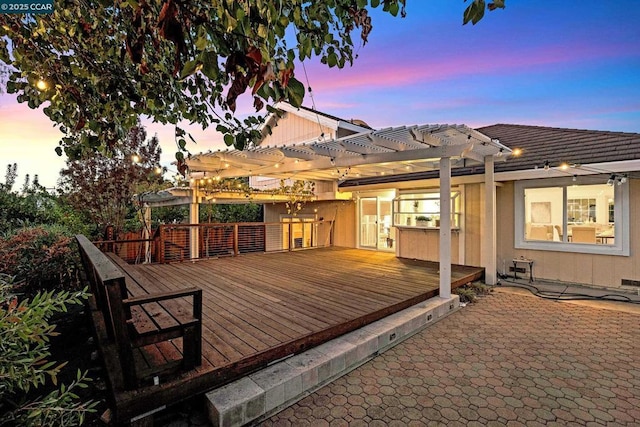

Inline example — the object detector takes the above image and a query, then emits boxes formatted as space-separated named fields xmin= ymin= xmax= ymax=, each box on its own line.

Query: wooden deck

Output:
xmin=111 ymin=247 xmax=484 ymax=419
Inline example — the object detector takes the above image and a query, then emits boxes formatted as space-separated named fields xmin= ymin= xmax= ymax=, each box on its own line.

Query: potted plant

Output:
xmin=415 ymin=215 xmax=431 ymax=227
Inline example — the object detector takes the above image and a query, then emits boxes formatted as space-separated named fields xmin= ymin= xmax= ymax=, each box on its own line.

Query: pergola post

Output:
xmin=189 ymin=189 xmax=199 ymax=260
xmin=142 ymin=203 xmax=151 ymax=264
xmin=483 ymin=155 xmax=497 ymax=285
xmin=439 ymin=157 xmax=452 ymax=299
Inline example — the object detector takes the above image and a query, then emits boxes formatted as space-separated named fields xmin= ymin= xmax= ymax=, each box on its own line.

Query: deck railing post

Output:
xmin=233 ymin=224 xmax=239 ymax=256
xmin=159 ymin=225 xmax=165 ymax=264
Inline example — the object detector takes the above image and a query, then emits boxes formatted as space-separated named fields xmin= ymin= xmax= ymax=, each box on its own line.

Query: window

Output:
xmin=281 ymin=215 xmax=316 ymax=249
xmin=515 ymin=177 xmax=629 ymax=256
xmin=392 ymin=191 xmax=461 ymax=229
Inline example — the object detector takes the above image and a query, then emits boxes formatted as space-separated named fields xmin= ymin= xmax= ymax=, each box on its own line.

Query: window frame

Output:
xmin=514 ymin=177 xmax=629 ymax=256
xmin=392 ymin=190 xmax=461 ymax=229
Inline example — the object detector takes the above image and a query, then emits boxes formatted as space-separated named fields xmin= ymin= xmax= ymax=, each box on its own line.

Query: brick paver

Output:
xmin=261 ymin=289 xmax=640 ymax=426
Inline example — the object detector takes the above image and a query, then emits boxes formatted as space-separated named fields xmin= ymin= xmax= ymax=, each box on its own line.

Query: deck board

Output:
xmin=112 ymin=247 xmax=484 ymax=420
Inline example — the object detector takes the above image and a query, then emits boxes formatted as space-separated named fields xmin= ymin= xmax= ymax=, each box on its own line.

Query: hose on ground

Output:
xmin=495 ymin=275 xmax=640 ymax=305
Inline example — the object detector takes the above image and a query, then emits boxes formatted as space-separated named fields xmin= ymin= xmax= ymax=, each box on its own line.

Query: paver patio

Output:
xmin=260 ymin=288 xmax=640 ymax=426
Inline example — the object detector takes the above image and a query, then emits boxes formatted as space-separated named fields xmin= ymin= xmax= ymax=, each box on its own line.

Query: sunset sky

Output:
xmin=1 ymin=0 xmax=639 ymax=188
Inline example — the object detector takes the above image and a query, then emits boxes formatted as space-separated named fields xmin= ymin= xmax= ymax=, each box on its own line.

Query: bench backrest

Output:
xmin=76 ymin=235 xmax=130 ymax=344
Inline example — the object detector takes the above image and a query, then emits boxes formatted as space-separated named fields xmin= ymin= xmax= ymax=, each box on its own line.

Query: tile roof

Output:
xmin=478 ymin=124 xmax=640 ymax=173
xmin=340 ymin=124 xmax=640 ymax=187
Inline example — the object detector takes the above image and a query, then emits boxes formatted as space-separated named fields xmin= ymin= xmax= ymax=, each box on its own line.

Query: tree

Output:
xmin=2 ymin=164 xmax=17 ymax=192
xmin=0 ymin=1 xmax=503 ymax=168
xmin=58 ymin=124 xmax=165 ymax=237
xmin=0 ymin=274 xmax=96 ymax=426
xmin=0 ymin=164 xmax=88 ymax=236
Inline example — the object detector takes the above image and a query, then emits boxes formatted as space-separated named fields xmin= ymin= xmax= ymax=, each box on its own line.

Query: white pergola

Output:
xmin=181 ymin=124 xmax=511 ymax=295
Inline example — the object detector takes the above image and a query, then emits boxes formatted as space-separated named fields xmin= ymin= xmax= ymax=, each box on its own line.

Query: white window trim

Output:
xmin=514 ymin=177 xmax=629 ymax=256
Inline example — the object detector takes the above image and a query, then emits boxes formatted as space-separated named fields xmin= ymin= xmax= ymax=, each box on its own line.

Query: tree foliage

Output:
xmin=0 ymin=0 xmax=503 ymax=168
xmin=0 ymin=165 xmax=89 ymax=236
xmin=0 ymin=275 xmax=96 ymax=427
xmin=58 ymin=124 xmax=165 ymax=237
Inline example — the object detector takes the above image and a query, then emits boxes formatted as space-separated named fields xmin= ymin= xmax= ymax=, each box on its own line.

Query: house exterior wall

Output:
xmin=263 ymin=112 xmax=335 ymax=147
xmin=496 ymin=179 xmax=640 ymax=288
xmin=396 ymin=229 xmax=460 ymax=263
xmin=263 ymin=200 xmax=356 ymax=248
xmin=393 ymin=184 xmax=484 ymax=267
xmin=464 ymin=183 xmax=484 ymax=267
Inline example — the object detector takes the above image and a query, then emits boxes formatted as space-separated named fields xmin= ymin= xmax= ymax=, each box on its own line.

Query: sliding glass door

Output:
xmin=360 ymin=197 xmax=395 ymax=251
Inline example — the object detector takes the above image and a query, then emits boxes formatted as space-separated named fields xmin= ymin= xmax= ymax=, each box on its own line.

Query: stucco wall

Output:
xmin=496 ymin=179 xmax=640 ymax=288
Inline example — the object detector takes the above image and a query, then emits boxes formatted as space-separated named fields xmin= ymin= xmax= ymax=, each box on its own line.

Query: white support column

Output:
xmin=483 ymin=155 xmax=497 ymax=285
xmin=189 ymin=189 xmax=199 ymax=260
xmin=439 ymin=157 xmax=452 ymax=299
xmin=142 ymin=203 xmax=151 ymax=264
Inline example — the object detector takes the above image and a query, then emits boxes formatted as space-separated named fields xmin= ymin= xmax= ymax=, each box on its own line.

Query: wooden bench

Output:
xmin=76 ymin=235 xmax=203 ymax=394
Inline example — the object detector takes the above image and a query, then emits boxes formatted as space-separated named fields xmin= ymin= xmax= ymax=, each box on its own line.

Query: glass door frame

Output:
xmin=358 ymin=194 xmax=395 ymax=252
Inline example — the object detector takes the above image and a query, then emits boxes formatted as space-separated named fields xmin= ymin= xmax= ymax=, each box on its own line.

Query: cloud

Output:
xmin=301 ymin=39 xmax=638 ymax=96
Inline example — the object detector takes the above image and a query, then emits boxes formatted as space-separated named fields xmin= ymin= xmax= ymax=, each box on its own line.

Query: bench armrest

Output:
xmin=124 ymin=287 xmax=200 ymax=305
xmin=123 ymin=287 xmax=202 ymax=319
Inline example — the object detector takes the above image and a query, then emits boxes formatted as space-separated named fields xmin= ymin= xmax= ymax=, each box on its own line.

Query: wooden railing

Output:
xmin=95 ymin=220 xmax=334 ymax=264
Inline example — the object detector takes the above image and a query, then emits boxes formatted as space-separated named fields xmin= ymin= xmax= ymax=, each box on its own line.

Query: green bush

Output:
xmin=454 ymin=287 xmax=477 ymax=303
xmin=0 ymin=226 xmax=81 ymax=295
xmin=453 ymin=281 xmax=493 ymax=304
xmin=0 ymin=274 xmax=96 ymax=426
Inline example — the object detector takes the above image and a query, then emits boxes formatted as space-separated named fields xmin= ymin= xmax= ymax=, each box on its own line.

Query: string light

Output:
xmin=496 ymin=148 xmax=504 ymax=158
xmin=132 ymin=154 xmax=141 ymax=163
xmin=36 ymin=79 xmax=47 ymax=91
xmin=543 ymin=160 xmax=550 ymax=171
xmin=572 ymin=175 xmax=577 ymax=182
xmin=512 ymin=148 xmax=523 ymax=156
xmin=607 ymin=174 xmax=615 ymax=186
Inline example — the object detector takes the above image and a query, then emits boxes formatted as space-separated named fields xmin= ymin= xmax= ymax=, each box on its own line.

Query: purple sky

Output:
xmin=1 ymin=0 xmax=639 ymax=188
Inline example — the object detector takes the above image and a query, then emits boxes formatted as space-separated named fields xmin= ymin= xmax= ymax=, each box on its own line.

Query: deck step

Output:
xmin=206 ymin=295 xmax=460 ymax=427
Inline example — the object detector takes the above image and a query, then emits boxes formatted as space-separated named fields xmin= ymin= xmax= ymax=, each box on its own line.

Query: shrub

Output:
xmin=470 ymin=282 xmax=492 ymax=296
xmin=454 ymin=286 xmax=477 ymax=303
xmin=453 ymin=281 xmax=493 ymax=304
xmin=0 ymin=226 xmax=81 ymax=295
xmin=0 ymin=274 xmax=96 ymax=426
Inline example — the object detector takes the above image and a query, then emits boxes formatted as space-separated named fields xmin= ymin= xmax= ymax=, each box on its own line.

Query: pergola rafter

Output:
xmin=184 ymin=124 xmax=510 ymax=182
